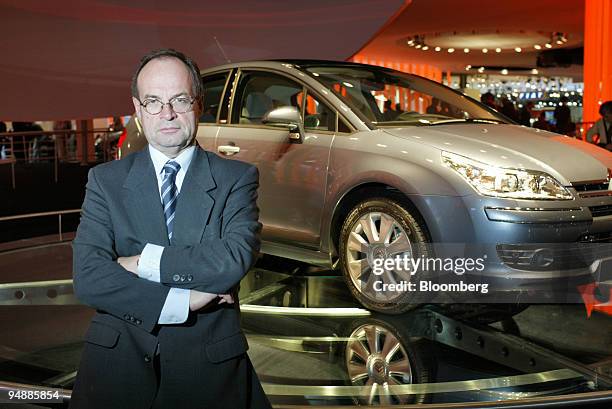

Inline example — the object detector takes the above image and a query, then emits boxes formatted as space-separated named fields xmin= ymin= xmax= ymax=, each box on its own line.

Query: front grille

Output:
xmin=497 ymin=244 xmax=592 ymax=271
xmin=573 ymin=181 xmax=610 ymax=192
xmin=578 ymin=232 xmax=612 ymax=243
xmin=590 ymin=205 xmax=612 ymax=218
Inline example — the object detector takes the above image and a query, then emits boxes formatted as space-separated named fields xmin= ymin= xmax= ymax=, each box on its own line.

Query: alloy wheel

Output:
xmin=346 ymin=211 xmax=413 ymax=303
xmin=345 ymin=323 xmax=414 ymax=405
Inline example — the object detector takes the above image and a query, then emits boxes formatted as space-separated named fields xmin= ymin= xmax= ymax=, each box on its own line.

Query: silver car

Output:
xmin=122 ymin=60 xmax=612 ymax=314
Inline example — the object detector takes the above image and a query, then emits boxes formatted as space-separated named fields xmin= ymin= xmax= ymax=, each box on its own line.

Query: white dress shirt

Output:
xmin=137 ymin=144 xmax=196 ymax=324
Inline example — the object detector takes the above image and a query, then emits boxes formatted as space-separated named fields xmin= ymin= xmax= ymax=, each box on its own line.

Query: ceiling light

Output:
xmin=531 ymin=68 xmax=539 ymax=75
xmin=448 ymin=48 xmax=455 ymax=53
xmin=495 ymin=48 xmax=502 ymax=53
xmin=482 ymin=48 xmax=488 ymax=53
xmin=415 ymin=44 xmax=422 ymax=49
xmin=501 ymin=69 xmax=509 ymax=75
xmin=434 ymin=46 xmax=441 ymax=51
xmin=465 ymin=65 xmax=472 ymax=70
xmin=422 ymin=45 xmax=429 ymax=50
xmin=478 ymin=67 xmax=485 ymax=73
xmin=534 ymin=44 xmax=542 ymax=50
xmin=464 ymin=48 xmax=470 ymax=53
xmin=553 ymin=32 xmax=568 ymax=45
xmin=407 ymin=40 xmax=414 ymax=46
xmin=545 ymin=43 xmax=552 ymax=48
xmin=514 ymin=47 xmax=522 ymax=52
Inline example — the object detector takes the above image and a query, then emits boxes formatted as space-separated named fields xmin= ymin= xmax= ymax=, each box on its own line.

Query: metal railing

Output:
xmin=0 ymin=209 xmax=80 ymax=245
xmin=0 ymin=128 xmax=119 ymax=188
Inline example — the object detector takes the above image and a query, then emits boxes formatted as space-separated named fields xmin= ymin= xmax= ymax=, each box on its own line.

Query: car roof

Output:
xmin=199 ymin=59 xmax=398 ymax=75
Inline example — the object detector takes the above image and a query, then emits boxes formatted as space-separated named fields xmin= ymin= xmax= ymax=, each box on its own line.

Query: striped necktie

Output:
xmin=161 ymin=160 xmax=181 ymax=241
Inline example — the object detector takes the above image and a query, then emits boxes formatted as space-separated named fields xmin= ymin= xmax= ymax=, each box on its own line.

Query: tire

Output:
xmin=343 ymin=318 xmax=434 ymax=405
xmin=339 ymin=197 xmax=432 ymax=314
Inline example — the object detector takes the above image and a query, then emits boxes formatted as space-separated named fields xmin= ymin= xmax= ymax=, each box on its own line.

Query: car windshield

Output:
xmin=303 ymin=65 xmax=507 ymax=126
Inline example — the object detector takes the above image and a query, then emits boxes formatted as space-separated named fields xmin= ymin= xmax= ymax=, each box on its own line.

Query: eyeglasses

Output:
xmin=139 ymin=96 xmax=196 ymax=115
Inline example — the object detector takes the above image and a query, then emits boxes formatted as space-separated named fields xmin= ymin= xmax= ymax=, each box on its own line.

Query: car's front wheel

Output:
xmin=339 ymin=197 xmax=432 ymax=314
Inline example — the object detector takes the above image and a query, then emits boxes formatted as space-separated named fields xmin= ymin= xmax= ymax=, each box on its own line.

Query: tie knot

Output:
xmin=163 ymin=161 xmax=180 ymax=178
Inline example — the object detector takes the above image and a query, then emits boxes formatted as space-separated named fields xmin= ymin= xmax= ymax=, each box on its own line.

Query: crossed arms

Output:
xmin=73 ymin=164 xmax=261 ymax=333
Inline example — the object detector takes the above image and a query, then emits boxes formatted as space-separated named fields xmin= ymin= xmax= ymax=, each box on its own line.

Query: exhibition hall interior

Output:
xmin=1 ymin=0 xmax=612 ymax=408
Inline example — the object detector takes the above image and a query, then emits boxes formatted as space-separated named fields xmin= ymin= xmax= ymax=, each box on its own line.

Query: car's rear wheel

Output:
xmin=339 ymin=197 xmax=432 ymax=314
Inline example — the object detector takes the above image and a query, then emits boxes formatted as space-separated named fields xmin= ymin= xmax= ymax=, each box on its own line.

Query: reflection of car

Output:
xmin=121 ymin=60 xmax=612 ymax=314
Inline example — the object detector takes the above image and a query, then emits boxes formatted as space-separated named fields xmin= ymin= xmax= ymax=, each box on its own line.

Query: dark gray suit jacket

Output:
xmin=70 ymin=146 xmax=269 ymax=409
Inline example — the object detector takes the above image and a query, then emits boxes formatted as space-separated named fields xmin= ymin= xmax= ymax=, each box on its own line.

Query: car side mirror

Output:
xmin=262 ymin=106 xmax=305 ymax=144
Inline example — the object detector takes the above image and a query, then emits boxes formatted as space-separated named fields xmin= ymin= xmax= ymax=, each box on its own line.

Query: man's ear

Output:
xmin=132 ymin=97 xmax=142 ymax=119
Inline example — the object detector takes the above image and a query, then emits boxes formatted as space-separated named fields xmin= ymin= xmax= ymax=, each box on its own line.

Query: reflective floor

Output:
xmin=1 ymin=243 xmax=612 ymax=407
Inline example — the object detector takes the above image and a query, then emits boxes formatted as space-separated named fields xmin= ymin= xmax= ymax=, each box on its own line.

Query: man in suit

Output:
xmin=71 ymin=49 xmax=272 ymax=409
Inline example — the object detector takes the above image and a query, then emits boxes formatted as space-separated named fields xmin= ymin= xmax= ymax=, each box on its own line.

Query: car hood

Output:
xmin=383 ymin=124 xmax=611 ymax=185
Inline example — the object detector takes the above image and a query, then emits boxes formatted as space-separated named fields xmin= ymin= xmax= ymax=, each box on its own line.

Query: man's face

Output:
xmin=132 ymin=57 xmax=200 ymax=157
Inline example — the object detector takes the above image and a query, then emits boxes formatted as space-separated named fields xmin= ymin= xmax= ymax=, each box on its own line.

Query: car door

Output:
xmin=216 ymin=69 xmax=335 ymax=249
xmin=195 ymin=70 xmax=233 ymax=151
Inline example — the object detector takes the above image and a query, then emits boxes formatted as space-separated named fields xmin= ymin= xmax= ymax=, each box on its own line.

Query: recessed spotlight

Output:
xmin=464 ymin=48 xmax=470 ymax=53
xmin=534 ymin=44 xmax=542 ymax=50
xmin=478 ymin=67 xmax=485 ymax=73
xmin=415 ymin=44 xmax=422 ymax=49
xmin=514 ymin=47 xmax=522 ymax=52
xmin=465 ymin=65 xmax=472 ymax=70
xmin=482 ymin=48 xmax=488 ymax=53
xmin=545 ymin=43 xmax=552 ymax=48
xmin=501 ymin=69 xmax=509 ymax=75
xmin=422 ymin=46 xmax=429 ymax=50
xmin=407 ymin=40 xmax=414 ymax=45
xmin=531 ymin=68 xmax=539 ymax=75
xmin=448 ymin=48 xmax=455 ymax=53
xmin=495 ymin=48 xmax=502 ymax=53
xmin=434 ymin=46 xmax=441 ymax=52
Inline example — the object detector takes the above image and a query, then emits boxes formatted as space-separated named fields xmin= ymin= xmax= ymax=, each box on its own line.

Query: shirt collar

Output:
xmin=148 ymin=144 xmax=195 ymax=177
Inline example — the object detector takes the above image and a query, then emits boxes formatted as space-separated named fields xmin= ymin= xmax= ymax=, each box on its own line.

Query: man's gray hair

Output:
xmin=131 ymin=48 xmax=203 ymax=101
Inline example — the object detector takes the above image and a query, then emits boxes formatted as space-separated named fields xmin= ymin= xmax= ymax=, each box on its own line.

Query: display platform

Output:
xmin=0 ymin=247 xmax=611 ymax=407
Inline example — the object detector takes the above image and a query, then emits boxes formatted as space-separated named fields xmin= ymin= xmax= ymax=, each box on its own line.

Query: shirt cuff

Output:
xmin=137 ymin=243 xmax=164 ymax=282
xmin=158 ymin=288 xmax=190 ymax=324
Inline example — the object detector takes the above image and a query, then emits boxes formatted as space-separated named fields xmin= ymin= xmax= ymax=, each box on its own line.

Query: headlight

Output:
xmin=442 ymin=152 xmax=573 ymax=200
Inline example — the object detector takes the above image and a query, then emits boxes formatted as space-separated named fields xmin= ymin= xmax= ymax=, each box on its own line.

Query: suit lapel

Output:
xmin=123 ymin=149 xmax=169 ymax=246
xmin=172 ymin=147 xmax=217 ymax=245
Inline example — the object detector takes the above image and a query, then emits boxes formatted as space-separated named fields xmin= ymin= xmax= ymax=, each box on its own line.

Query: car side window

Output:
xmin=200 ymin=72 xmax=230 ymax=123
xmin=232 ymin=71 xmax=302 ymax=125
xmin=298 ymin=92 xmax=336 ymax=132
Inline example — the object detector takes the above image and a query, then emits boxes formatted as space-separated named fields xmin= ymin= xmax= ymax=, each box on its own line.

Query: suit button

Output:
xmin=130 ymin=316 xmax=135 ymax=322
xmin=144 ymin=354 xmax=151 ymax=363
xmin=180 ymin=275 xmax=186 ymax=282
xmin=135 ymin=319 xmax=142 ymax=325
xmin=187 ymin=275 xmax=193 ymax=282
xmin=173 ymin=274 xmax=180 ymax=282
xmin=124 ymin=314 xmax=130 ymax=320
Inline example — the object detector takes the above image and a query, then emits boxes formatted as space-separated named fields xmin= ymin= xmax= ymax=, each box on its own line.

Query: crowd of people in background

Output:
xmin=480 ymin=92 xmax=611 ymax=150
xmin=0 ymin=118 xmax=126 ymax=163
xmin=0 ymin=120 xmax=77 ymax=161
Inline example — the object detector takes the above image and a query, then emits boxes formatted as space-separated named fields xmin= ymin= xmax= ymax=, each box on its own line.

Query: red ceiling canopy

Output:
xmin=0 ymin=0 xmax=405 ymax=121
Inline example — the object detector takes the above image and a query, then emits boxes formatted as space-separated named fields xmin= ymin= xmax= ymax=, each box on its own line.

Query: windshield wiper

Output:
xmin=429 ymin=118 xmax=506 ymax=125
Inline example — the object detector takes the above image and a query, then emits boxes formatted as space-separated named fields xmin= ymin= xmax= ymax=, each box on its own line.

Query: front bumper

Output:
xmin=412 ymin=190 xmax=612 ymax=286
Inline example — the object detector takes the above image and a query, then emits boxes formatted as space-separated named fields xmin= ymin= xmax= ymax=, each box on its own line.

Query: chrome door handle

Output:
xmin=218 ymin=145 xmax=241 ymax=156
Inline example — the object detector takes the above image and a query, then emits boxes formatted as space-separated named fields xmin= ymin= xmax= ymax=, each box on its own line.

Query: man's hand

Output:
xmin=218 ymin=294 xmax=235 ymax=304
xmin=189 ymin=291 xmax=235 ymax=311
xmin=117 ymin=255 xmax=140 ymax=274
